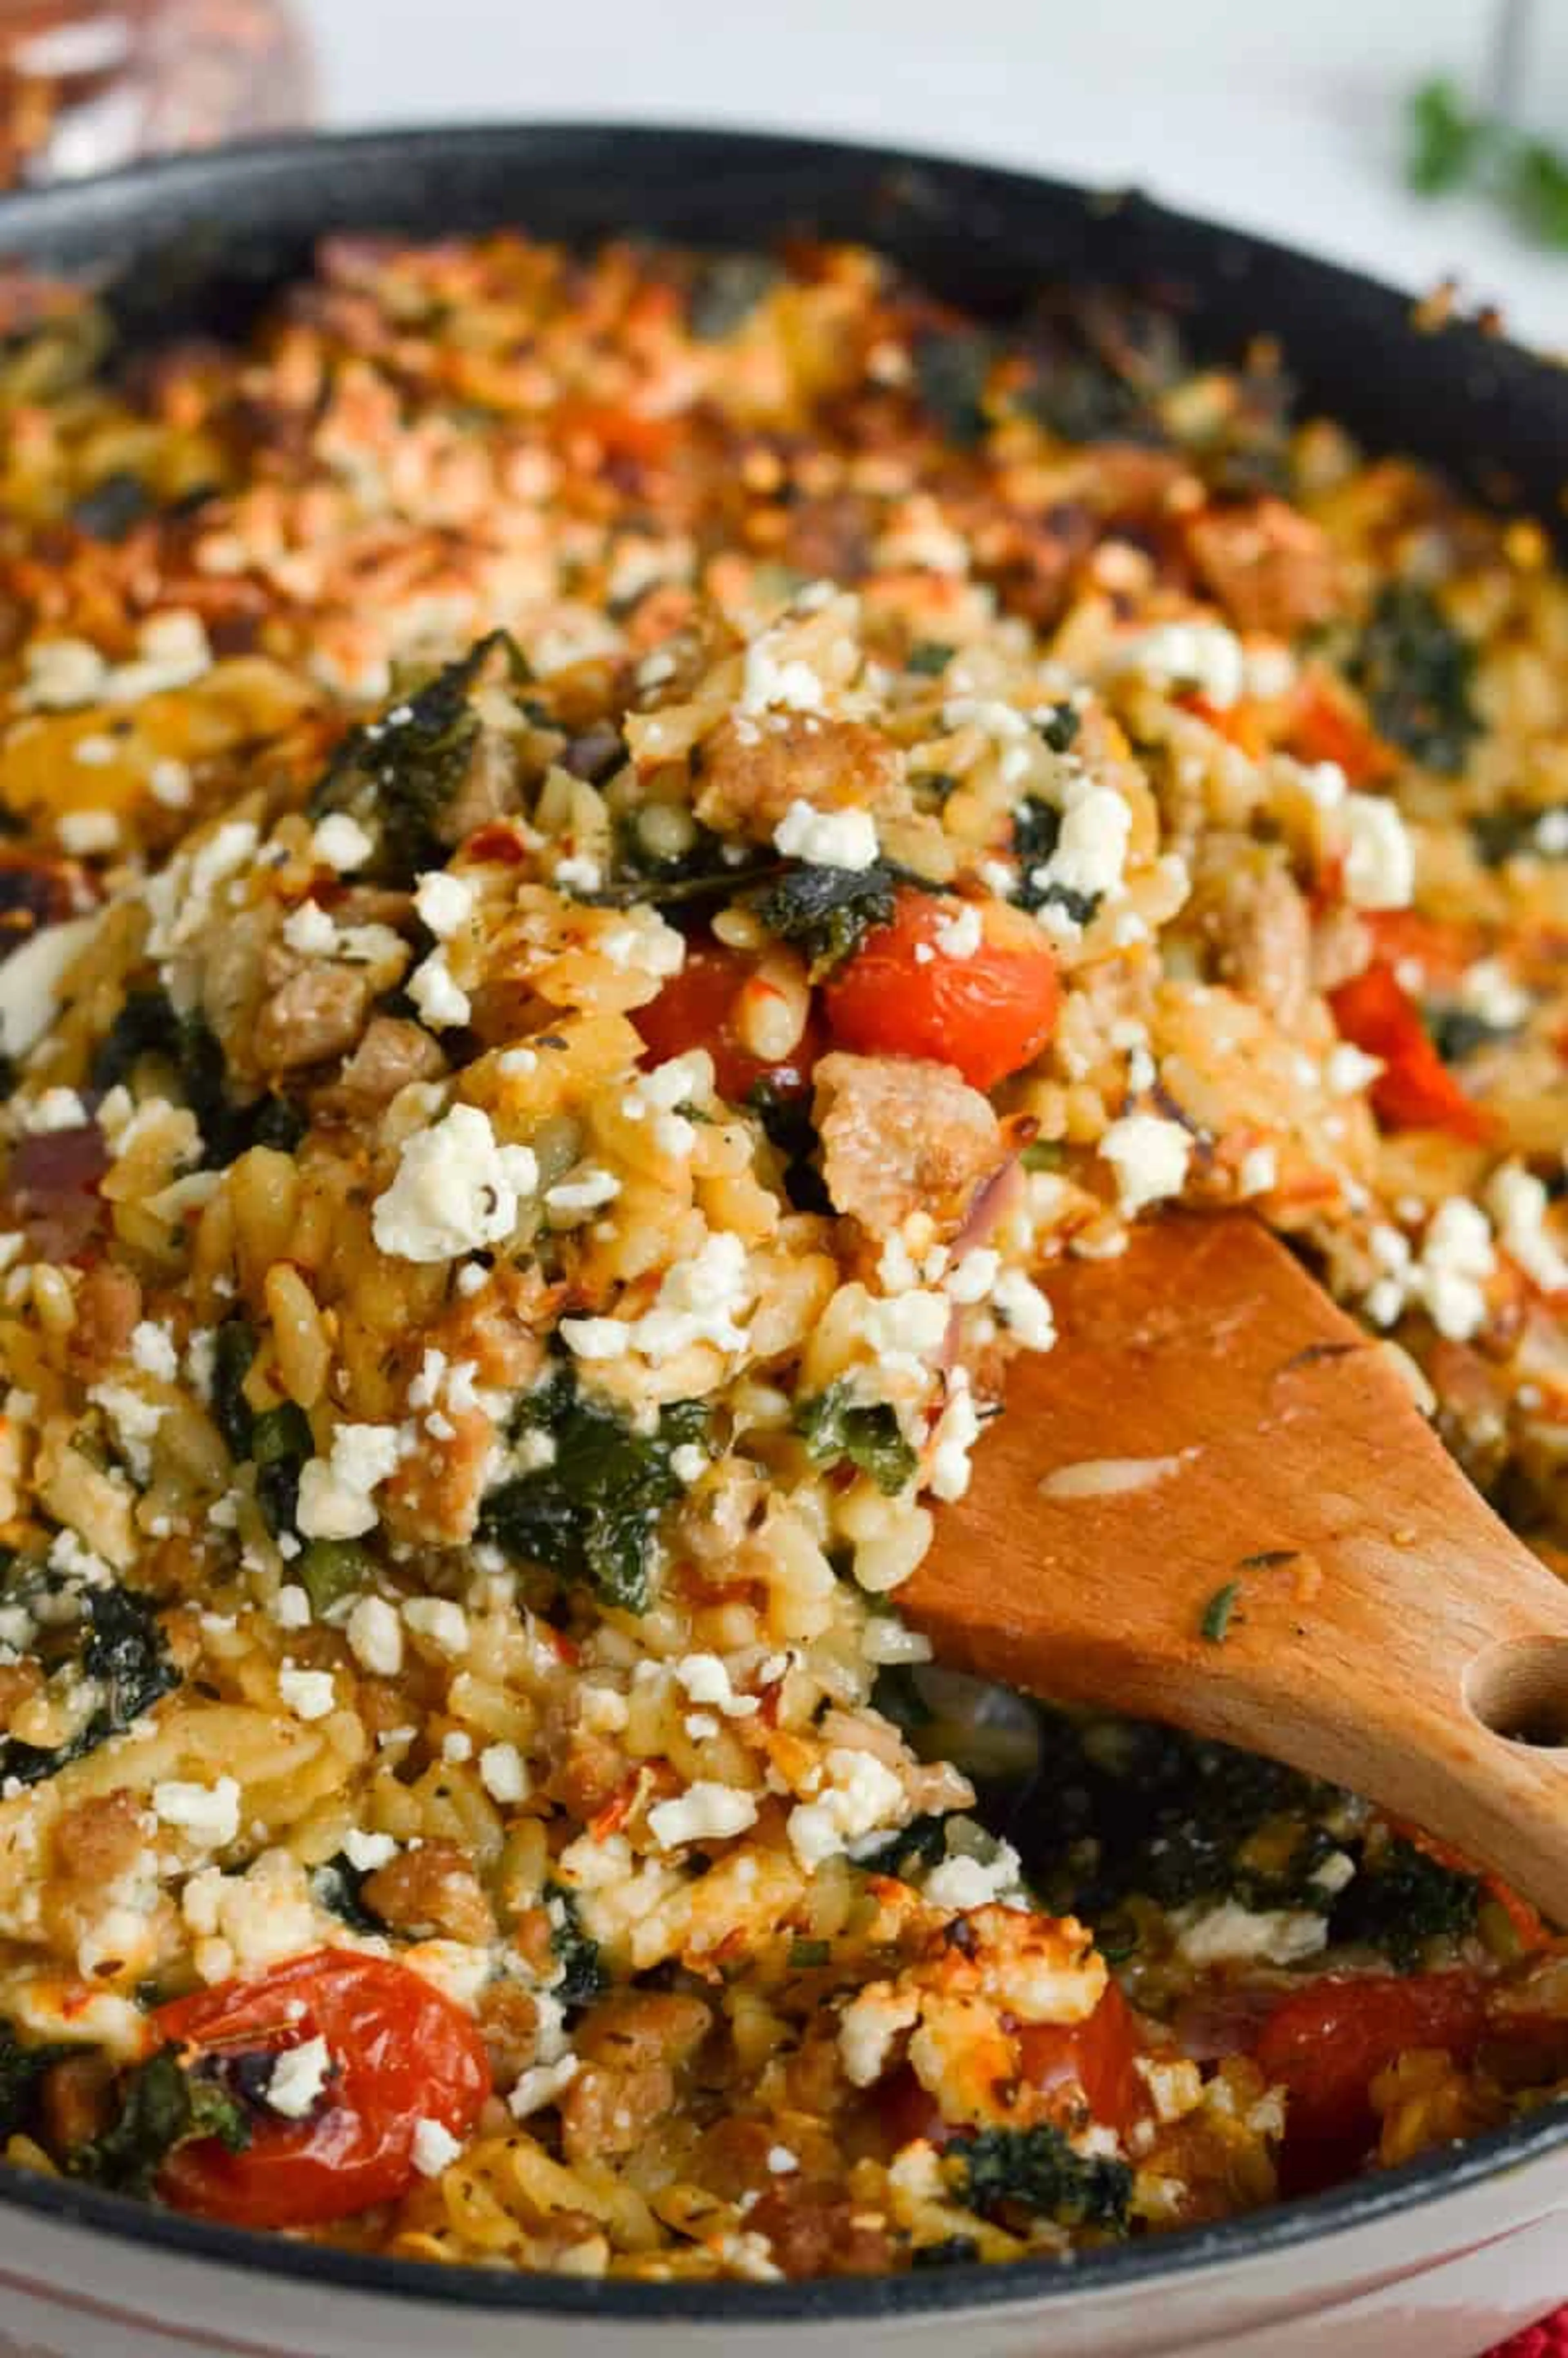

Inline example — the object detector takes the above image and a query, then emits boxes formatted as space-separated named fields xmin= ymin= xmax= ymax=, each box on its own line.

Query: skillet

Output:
xmin=0 ymin=120 xmax=1566 ymax=2358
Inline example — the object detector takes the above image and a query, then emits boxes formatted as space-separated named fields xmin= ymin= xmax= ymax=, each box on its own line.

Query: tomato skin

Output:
xmin=1254 ymin=1971 xmax=1485 ymax=2194
xmin=1362 ymin=911 xmax=1479 ymax=990
xmin=1287 ymin=675 xmax=1395 ymax=786
xmin=823 ymin=889 xmax=1061 ymax=1091
xmin=1179 ymin=694 xmax=1267 ymax=759
xmin=1016 ymin=1980 xmax=1151 ymax=2137
xmin=154 ymin=1950 xmax=491 ymax=2229
xmin=1328 ymin=963 xmax=1491 ymax=1142
xmin=633 ymin=940 xmax=824 ymax=1106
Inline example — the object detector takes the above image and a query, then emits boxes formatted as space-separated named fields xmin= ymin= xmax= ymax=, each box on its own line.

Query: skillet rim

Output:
xmin=0 ymin=116 xmax=1566 ymax=2323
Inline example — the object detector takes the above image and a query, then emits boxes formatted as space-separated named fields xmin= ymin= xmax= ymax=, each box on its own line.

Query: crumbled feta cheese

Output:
xmin=58 ymin=809 xmax=120 ymax=856
xmin=478 ymin=1741 xmax=529 ymax=1804
xmin=1238 ymin=1145 xmax=1278 ymax=1198
xmin=18 ymin=1086 xmax=87 ymax=1134
xmin=648 ymin=1782 xmax=759 ymax=1849
xmin=553 ymin=854 xmax=602 ymax=894
xmin=1027 ymin=773 xmax=1132 ymax=917
xmin=1325 ymin=1042 xmax=1384 ymax=1097
xmin=1177 ymin=1901 xmax=1329 ymax=1968
xmin=403 ymin=1598 xmax=470 ymax=1658
xmin=266 ymin=2035 xmax=333 ymax=2120
xmin=945 ymin=1248 xmax=1000 ymax=1306
xmin=932 ymin=903 xmax=983 ymax=959
xmin=1457 ymin=958 xmax=1531 ymax=1030
xmin=670 ymin=1442 xmax=708 ymax=1484
xmin=1418 ymin=1197 xmax=1496 ymax=1342
xmin=860 ymin=1288 xmax=949 ymax=1369
xmin=544 ymin=1167 xmax=621 ymax=1216
xmin=373 ymin=1104 xmax=538 ymax=1263
xmin=787 ymin=1747 xmax=906 ymax=1867
xmin=508 ymin=2053 xmax=580 ymax=2120
xmin=342 ymin=1828 xmax=397 ymax=1872
xmin=129 ymin=1320 xmax=178 ymax=1382
xmin=408 ymin=947 xmax=471 ymax=1030
xmin=838 ymin=1984 xmax=919 ymax=2086
xmin=741 ymin=636 xmax=825 ymax=716
xmin=766 ymin=2144 xmax=799 ymax=2175
xmin=1099 ymin=1112 xmax=1193 ymax=1215
xmin=347 ymin=1594 xmax=404 ymax=1677
xmin=278 ymin=1664 xmax=336 ymax=1722
xmin=411 ymin=2116 xmax=463 ymax=2177
xmin=296 ymin=1424 xmax=402 ymax=1540
xmin=562 ymin=1229 xmax=753 ymax=1364
xmin=414 ymin=871 xmax=477 ymax=938
xmin=772 ymin=799 xmax=879 ymax=871
xmin=673 ymin=1654 xmax=760 ymax=1718
xmin=282 ymin=900 xmax=338 ymax=956
xmin=1342 ymin=793 xmax=1414 ymax=911
xmin=1488 ymin=1162 xmax=1568 ymax=1295
xmin=927 ymin=1370 xmax=983 ymax=1502
xmin=153 ymin=1776 xmax=240 ymax=1850
xmin=924 ymin=1839 xmax=1025 ymax=1912
xmin=312 ymin=813 xmax=374 ymax=873
xmin=1114 ymin=620 xmax=1245 ymax=708
xmin=991 ymin=1268 xmax=1056 ymax=1352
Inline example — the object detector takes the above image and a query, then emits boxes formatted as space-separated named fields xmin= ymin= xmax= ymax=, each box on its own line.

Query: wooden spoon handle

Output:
xmin=902 ymin=1217 xmax=1568 ymax=1921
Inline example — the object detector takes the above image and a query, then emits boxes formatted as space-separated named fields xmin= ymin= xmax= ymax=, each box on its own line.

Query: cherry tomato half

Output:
xmin=1253 ymin=1970 xmax=1485 ymax=2194
xmin=1327 ymin=962 xmax=1491 ymax=1143
xmin=1016 ymin=1979 xmax=1152 ymax=2138
xmin=633 ymin=940 xmax=825 ymax=1105
xmin=155 ymin=1949 xmax=491 ymax=2229
xmin=824 ymin=889 xmax=1060 ymax=1092
xmin=1286 ymin=674 xmax=1395 ymax=786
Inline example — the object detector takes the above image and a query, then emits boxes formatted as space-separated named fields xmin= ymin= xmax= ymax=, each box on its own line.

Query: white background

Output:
xmin=301 ymin=0 xmax=1568 ymax=348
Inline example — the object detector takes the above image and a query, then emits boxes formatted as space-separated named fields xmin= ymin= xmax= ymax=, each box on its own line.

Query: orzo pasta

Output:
xmin=0 ymin=228 xmax=1563 ymax=2280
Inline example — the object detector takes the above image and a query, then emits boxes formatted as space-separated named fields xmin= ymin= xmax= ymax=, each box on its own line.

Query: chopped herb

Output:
xmin=914 ymin=328 xmax=997 ymax=447
xmin=912 ymin=2235 xmax=980 ymax=2269
xmin=546 ymin=1883 xmax=606 ymax=2008
xmin=0 ymin=2024 xmax=73 ymax=2139
xmin=1008 ymin=797 xmax=1102 ymax=925
xmin=250 ymin=1402 xmax=314 ymax=1540
xmin=311 ymin=1852 xmax=387 ymax=1937
xmin=1349 ymin=585 xmax=1480 ymax=776
xmin=1236 ymin=1549 xmax=1298 ymax=1572
xmin=1509 ymin=138 xmax=1568 ymax=247
xmin=746 ymin=1078 xmax=831 ymax=1215
xmin=297 ymin=1538 xmax=373 ymax=1618
xmin=1021 ymin=1140 xmax=1065 ymax=1173
xmin=748 ymin=860 xmax=900 ymax=980
xmin=0 ymin=1583 xmax=178 ymax=1790
xmin=70 ymin=470 xmax=153 ymax=542
xmin=787 ymin=1936 xmax=831 ymax=1969
xmin=311 ymin=631 xmax=527 ymax=884
xmin=1408 ymin=78 xmax=1488 ymax=195
xmin=946 ymin=2123 xmax=1132 ymax=2232
xmin=210 ymin=1317 xmax=257 ymax=1464
xmin=92 ymin=990 xmax=303 ymax=1170
xmin=69 ymin=2045 xmax=249 ymax=2198
xmin=1200 ymin=1582 xmax=1240 ymax=1644
xmin=906 ymin=640 xmax=955 ymax=677
xmin=794 ymin=1380 xmax=916 ymax=1496
xmin=1330 ymin=1833 xmax=1480 ymax=1968
xmin=479 ymin=1366 xmax=708 ymax=1613
xmin=688 ymin=252 xmax=781 ymax=340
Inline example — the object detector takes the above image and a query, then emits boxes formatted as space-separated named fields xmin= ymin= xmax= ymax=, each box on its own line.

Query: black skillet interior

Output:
xmin=0 ymin=121 xmax=1566 ymax=2327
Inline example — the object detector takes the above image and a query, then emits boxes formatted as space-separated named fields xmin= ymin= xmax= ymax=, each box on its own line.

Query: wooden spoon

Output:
xmin=901 ymin=1212 xmax=1568 ymax=1922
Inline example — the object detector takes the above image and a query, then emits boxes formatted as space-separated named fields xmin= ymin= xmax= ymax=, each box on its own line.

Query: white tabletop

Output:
xmin=303 ymin=0 xmax=1568 ymax=350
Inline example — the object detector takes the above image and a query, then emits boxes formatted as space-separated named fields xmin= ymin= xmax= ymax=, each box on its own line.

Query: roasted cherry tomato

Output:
xmin=1253 ymin=1971 xmax=1485 ymax=2194
xmin=633 ymin=939 xmax=824 ymax=1106
xmin=1286 ymin=673 xmax=1395 ymax=785
xmin=1016 ymin=1979 xmax=1152 ymax=2137
xmin=1328 ymin=962 xmax=1491 ymax=1142
xmin=155 ymin=1949 xmax=491 ymax=2229
xmin=1362 ymin=910 xmax=1481 ymax=990
xmin=823 ymin=889 xmax=1060 ymax=1091
xmin=1178 ymin=694 xmax=1267 ymax=759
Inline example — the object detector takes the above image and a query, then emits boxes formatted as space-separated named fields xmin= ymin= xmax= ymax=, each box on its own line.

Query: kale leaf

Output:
xmin=1349 ymin=586 xmax=1480 ymax=775
xmin=70 ymin=470 xmax=154 ymax=542
xmin=853 ymin=1812 xmax=953 ymax=1881
xmin=69 ymin=2046 xmax=249 ymax=2198
xmin=1408 ymin=78 xmax=1488 ymax=195
xmin=1470 ymin=804 xmax=1567 ymax=868
xmin=310 ymin=631 xmax=526 ymax=884
xmin=1009 ymin=798 xmax=1100 ymax=927
xmin=748 ymin=861 xmax=899 ymax=980
xmin=912 ymin=2235 xmax=981 ymax=2269
xmin=1330 ymin=1834 xmax=1480 ymax=1969
xmin=688 ymin=252 xmax=781 ymax=341
xmin=250 ymin=1402 xmax=314 ymax=1541
xmin=478 ymin=1366 xmax=708 ymax=1613
xmin=794 ymin=1381 xmax=916 ymax=1496
xmin=0 ymin=1584 xmax=178 ymax=1791
xmin=92 ymin=990 xmax=302 ymax=1170
xmin=312 ymin=1852 xmax=387 ymax=1938
xmin=914 ymin=328 xmax=998 ymax=446
xmin=210 ymin=1317 xmax=257 ymax=1464
xmin=0 ymin=2022 xmax=73 ymax=2140
xmin=546 ymin=1883 xmax=606 ymax=2008
xmin=746 ymin=1078 xmax=831 ymax=1215
xmin=1425 ymin=1005 xmax=1517 ymax=1067
xmin=946 ymin=2124 xmax=1132 ymax=2232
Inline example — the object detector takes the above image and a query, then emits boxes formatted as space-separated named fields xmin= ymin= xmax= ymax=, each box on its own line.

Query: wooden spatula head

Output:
xmin=902 ymin=1214 xmax=1568 ymax=1921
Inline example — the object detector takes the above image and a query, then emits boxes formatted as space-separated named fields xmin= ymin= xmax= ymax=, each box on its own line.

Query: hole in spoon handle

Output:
xmin=1465 ymin=1635 xmax=1568 ymax=1751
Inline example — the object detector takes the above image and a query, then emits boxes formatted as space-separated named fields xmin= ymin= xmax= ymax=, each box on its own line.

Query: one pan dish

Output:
xmin=0 ymin=135 xmax=1564 ymax=2297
